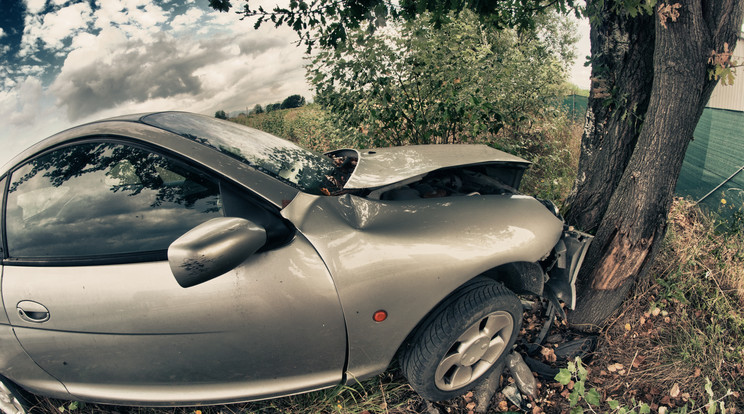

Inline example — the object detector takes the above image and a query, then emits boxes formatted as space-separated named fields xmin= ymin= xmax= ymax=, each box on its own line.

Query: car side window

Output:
xmin=5 ymin=142 xmax=223 ymax=260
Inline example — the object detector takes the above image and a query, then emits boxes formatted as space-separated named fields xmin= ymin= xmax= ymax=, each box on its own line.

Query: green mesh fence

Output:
xmin=556 ymin=98 xmax=742 ymax=216
xmin=561 ymin=95 xmax=588 ymax=121
xmin=676 ymin=108 xmax=744 ymax=216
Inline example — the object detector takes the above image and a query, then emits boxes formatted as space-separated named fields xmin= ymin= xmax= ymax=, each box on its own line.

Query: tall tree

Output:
xmin=211 ymin=0 xmax=744 ymax=328
xmin=566 ymin=0 xmax=743 ymax=327
xmin=309 ymin=10 xmax=575 ymax=147
xmin=281 ymin=94 xmax=307 ymax=109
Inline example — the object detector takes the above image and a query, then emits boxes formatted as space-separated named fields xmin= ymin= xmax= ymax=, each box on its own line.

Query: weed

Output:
xmin=556 ymin=357 xmax=736 ymax=414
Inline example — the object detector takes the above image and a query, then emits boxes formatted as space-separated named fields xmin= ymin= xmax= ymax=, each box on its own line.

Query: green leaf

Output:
xmin=640 ymin=403 xmax=650 ymax=414
xmin=586 ymin=388 xmax=601 ymax=406
xmin=708 ymin=403 xmax=717 ymax=414
xmin=575 ymin=380 xmax=586 ymax=396
xmin=577 ymin=362 xmax=588 ymax=381
xmin=569 ymin=390 xmax=580 ymax=407
xmin=705 ymin=377 xmax=714 ymax=398
xmin=555 ymin=368 xmax=572 ymax=385
xmin=567 ymin=361 xmax=577 ymax=374
xmin=608 ymin=399 xmax=620 ymax=410
xmin=570 ymin=407 xmax=584 ymax=414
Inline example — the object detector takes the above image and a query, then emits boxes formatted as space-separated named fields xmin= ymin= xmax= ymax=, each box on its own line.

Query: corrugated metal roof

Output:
xmin=706 ymin=37 xmax=744 ymax=111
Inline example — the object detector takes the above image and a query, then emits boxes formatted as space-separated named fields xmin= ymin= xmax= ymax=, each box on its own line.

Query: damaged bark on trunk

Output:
xmin=563 ymin=3 xmax=655 ymax=233
xmin=568 ymin=0 xmax=744 ymax=329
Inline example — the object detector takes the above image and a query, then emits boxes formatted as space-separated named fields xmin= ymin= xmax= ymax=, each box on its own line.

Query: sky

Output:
xmin=0 ymin=0 xmax=592 ymax=168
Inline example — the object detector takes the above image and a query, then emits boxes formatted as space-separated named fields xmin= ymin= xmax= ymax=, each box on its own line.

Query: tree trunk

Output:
xmin=563 ymin=2 xmax=655 ymax=233
xmin=568 ymin=0 xmax=744 ymax=329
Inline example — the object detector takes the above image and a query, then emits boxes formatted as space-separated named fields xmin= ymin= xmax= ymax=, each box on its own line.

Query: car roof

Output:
xmin=1 ymin=112 xmax=299 ymax=207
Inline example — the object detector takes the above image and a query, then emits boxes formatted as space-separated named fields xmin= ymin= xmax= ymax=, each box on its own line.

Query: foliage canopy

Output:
xmin=308 ymin=10 xmax=577 ymax=148
xmin=208 ymin=0 xmax=578 ymax=51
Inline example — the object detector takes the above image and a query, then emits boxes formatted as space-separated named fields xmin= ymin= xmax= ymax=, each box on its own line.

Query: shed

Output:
xmin=675 ymin=36 xmax=744 ymax=216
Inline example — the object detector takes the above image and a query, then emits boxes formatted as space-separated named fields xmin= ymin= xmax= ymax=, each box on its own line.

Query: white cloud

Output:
xmin=50 ymin=25 xmax=309 ymax=120
xmin=1 ymin=76 xmax=43 ymax=125
xmin=170 ymin=7 xmax=206 ymax=31
xmin=41 ymin=2 xmax=94 ymax=49
xmin=0 ymin=76 xmax=70 ymax=169
xmin=2 ymin=0 xmax=313 ymax=166
xmin=0 ymin=28 xmax=5 ymax=39
xmin=19 ymin=2 xmax=94 ymax=57
xmin=92 ymin=0 xmax=169 ymax=42
xmin=23 ymin=0 xmax=47 ymax=15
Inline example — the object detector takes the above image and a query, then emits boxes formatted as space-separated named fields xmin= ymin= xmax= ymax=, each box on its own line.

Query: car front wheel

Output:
xmin=401 ymin=277 xmax=522 ymax=401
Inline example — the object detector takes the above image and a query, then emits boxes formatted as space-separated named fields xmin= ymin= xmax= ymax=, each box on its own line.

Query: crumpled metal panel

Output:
xmin=332 ymin=145 xmax=530 ymax=190
xmin=282 ymin=192 xmax=563 ymax=381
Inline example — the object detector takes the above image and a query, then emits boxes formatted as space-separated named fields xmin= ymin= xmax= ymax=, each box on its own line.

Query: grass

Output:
xmin=654 ymin=199 xmax=744 ymax=393
xmin=30 ymin=371 xmax=423 ymax=414
xmin=590 ymin=198 xmax=744 ymax=411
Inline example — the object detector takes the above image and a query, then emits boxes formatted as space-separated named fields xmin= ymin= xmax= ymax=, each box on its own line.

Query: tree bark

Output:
xmin=563 ymin=2 xmax=655 ymax=233
xmin=568 ymin=0 xmax=744 ymax=329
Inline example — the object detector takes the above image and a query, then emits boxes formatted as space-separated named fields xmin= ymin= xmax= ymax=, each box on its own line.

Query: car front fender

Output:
xmin=282 ymin=193 xmax=563 ymax=381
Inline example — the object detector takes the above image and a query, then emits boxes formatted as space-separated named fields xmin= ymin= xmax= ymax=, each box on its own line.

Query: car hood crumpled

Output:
xmin=331 ymin=144 xmax=531 ymax=190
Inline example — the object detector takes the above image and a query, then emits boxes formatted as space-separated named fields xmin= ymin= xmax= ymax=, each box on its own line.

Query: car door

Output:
xmin=0 ymin=140 xmax=346 ymax=405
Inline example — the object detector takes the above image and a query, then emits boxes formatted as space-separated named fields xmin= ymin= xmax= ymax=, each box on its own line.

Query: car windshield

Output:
xmin=142 ymin=112 xmax=337 ymax=195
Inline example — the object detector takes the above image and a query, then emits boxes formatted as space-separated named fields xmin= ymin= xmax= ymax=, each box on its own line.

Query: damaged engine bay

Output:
xmin=321 ymin=152 xmax=526 ymax=200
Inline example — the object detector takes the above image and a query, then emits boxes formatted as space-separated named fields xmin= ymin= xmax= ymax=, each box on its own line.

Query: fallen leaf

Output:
xmin=625 ymin=323 xmax=632 ymax=331
xmin=670 ymin=383 xmax=680 ymax=398
xmin=607 ymin=363 xmax=624 ymax=372
xmin=465 ymin=401 xmax=476 ymax=410
xmin=541 ymin=347 xmax=557 ymax=363
xmin=652 ymin=308 xmax=661 ymax=316
xmin=498 ymin=400 xmax=509 ymax=411
xmin=694 ymin=368 xmax=701 ymax=377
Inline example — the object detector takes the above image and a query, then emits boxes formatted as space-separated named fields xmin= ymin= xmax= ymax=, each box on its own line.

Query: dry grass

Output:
xmin=588 ymin=198 xmax=744 ymax=412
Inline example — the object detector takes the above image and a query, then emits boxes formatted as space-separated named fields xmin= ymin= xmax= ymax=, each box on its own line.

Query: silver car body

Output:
xmin=0 ymin=112 xmax=587 ymax=406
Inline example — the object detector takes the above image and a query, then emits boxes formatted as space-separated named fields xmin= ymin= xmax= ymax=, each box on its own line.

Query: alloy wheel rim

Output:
xmin=434 ymin=310 xmax=514 ymax=391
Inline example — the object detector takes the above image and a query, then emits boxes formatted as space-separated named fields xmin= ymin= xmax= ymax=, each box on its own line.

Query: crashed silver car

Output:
xmin=0 ymin=112 xmax=590 ymax=411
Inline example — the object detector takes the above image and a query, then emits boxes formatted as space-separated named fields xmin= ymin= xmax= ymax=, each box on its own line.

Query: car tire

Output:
xmin=401 ymin=277 xmax=522 ymax=401
xmin=0 ymin=376 xmax=31 ymax=414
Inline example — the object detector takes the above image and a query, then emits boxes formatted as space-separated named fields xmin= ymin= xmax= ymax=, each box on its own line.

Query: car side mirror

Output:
xmin=168 ymin=217 xmax=267 ymax=288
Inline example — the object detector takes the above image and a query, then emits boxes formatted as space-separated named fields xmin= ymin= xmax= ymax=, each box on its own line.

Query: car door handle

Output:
xmin=16 ymin=301 xmax=50 ymax=323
